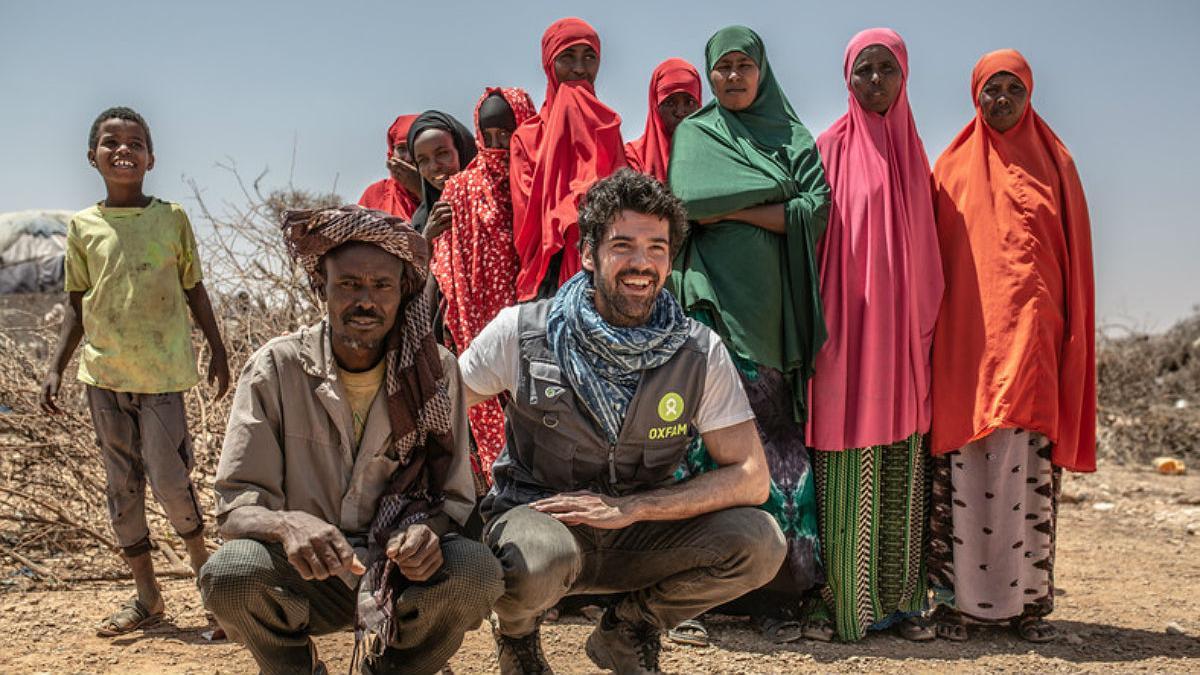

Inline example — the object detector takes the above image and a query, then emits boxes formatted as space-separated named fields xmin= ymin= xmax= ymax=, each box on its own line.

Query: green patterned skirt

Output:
xmin=811 ymin=434 xmax=928 ymax=641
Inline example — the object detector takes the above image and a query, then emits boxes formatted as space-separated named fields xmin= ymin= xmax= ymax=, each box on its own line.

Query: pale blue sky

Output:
xmin=2 ymin=0 xmax=1196 ymax=329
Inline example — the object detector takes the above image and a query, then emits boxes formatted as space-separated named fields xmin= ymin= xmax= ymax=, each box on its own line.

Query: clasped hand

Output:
xmin=385 ymin=523 xmax=444 ymax=582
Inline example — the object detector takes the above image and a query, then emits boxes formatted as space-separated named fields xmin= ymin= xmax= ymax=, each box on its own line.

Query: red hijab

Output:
xmin=931 ymin=49 xmax=1096 ymax=471
xmin=625 ymin=58 xmax=702 ymax=183
xmin=432 ymin=88 xmax=537 ymax=479
xmin=510 ymin=17 xmax=625 ymax=300
xmin=357 ymin=114 xmax=420 ymax=220
xmin=807 ymin=28 xmax=944 ymax=451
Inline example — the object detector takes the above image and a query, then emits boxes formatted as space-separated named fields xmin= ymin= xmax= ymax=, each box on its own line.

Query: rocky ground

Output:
xmin=0 ymin=463 xmax=1197 ymax=674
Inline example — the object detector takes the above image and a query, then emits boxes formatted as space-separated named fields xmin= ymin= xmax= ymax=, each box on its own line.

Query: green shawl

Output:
xmin=667 ymin=25 xmax=830 ymax=421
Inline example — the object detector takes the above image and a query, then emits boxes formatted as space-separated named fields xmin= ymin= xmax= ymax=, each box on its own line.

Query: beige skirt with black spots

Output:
xmin=928 ymin=428 xmax=1062 ymax=622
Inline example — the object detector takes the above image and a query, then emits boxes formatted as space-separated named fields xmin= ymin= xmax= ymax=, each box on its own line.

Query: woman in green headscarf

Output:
xmin=667 ymin=25 xmax=830 ymax=644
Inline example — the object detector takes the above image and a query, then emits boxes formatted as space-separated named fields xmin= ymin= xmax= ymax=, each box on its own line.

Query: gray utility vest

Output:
xmin=483 ymin=300 xmax=711 ymax=517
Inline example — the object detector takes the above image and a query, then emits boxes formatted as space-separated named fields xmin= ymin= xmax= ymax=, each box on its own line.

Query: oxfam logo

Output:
xmin=657 ymin=392 xmax=684 ymax=422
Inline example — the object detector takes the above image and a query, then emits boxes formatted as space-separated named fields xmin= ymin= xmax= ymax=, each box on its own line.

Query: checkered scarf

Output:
xmin=281 ymin=205 xmax=455 ymax=648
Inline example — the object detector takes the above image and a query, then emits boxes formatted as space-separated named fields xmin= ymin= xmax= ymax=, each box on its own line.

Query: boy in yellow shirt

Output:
xmin=40 ymin=106 xmax=231 ymax=636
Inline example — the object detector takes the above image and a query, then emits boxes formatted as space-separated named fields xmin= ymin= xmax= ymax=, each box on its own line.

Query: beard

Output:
xmin=593 ymin=266 xmax=660 ymax=327
xmin=334 ymin=308 xmax=389 ymax=353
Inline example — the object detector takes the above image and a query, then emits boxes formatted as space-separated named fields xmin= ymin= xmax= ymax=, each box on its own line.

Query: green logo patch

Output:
xmin=657 ymin=392 xmax=684 ymax=422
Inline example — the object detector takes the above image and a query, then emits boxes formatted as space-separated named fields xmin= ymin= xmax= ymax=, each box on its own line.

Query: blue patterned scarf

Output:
xmin=547 ymin=272 xmax=689 ymax=443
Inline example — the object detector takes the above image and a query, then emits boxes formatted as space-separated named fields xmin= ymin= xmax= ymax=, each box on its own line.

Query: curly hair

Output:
xmin=577 ymin=168 xmax=689 ymax=258
xmin=88 ymin=106 xmax=153 ymax=153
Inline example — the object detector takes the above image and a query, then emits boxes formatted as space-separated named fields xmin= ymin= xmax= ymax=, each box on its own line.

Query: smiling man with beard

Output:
xmin=200 ymin=206 xmax=502 ymax=675
xmin=458 ymin=169 xmax=786 ymax=674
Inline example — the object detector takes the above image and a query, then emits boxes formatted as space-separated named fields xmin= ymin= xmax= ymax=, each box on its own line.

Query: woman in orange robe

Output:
xmin=927 ymin=49 xmax=1096 ymax=643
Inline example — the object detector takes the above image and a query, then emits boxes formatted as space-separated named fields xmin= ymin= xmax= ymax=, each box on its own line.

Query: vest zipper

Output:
xmin=608 ymin=443 xmax=618 ymax=484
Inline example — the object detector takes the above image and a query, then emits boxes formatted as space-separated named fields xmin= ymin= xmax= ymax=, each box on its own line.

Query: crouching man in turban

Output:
xmin=199 ymin=206 xmax=502 ymax=674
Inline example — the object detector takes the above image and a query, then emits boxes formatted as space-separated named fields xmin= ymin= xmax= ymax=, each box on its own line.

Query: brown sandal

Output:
xmin=1014 ymin=615 xmax=1057 ymax=643
xmin=934 ymin=606 xmax=969 ymax=642
xmin=96 ymin=596 xmax=163 ymax=637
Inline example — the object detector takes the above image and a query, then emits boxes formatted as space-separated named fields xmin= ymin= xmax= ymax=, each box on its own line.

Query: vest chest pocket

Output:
xmin=526 ymin=361 xmax=572 ymax=411
xmin=525 ymin=360 xmax=587 ymax=487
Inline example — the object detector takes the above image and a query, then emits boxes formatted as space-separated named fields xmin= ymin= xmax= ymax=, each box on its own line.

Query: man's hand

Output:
xmin=424 ymin=201 xmax=453 ymax=243
xmin=39 ymin=372 xmax=63 ymax=414
xmin=530 ymin=491 xmax=638 ymax=529
xmin=386 ymin=524 xmax=443 ymax=582
xmin=208 ymin=348 xmax=231 ymax=400
xmin=278 ymin=511 xmax=364 ymax=581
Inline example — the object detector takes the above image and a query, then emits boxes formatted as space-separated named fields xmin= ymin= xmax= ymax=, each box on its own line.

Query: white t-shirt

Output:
xmin=458 ymin=305 xmax=754 ymax=434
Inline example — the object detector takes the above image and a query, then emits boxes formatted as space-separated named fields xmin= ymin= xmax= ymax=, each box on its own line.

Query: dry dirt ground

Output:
xmin=0 ymin=464 xmax=1197 ymax=674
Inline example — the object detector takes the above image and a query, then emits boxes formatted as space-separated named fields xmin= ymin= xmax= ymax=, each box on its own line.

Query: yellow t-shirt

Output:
xmin=338 ymin=360 xmax=386 ymax=446
xmin=65 ymin=198 xmax=203 ymax=393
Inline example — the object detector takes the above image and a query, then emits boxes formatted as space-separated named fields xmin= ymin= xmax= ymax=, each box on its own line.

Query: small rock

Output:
xmin=1093 ymin=502 xmax=1116 ymax=511
xmin=1065 ymin=633 xmax=1083 ymax=645
xmin=1166 ymin=622 xmax=1187 ymax=636
xmin=1187 ymin=523 xmax=1198 ymax=535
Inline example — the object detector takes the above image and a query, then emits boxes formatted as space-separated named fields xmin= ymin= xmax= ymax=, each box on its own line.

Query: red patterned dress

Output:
xmin=432 ymin=87 xmax=536 ymax=482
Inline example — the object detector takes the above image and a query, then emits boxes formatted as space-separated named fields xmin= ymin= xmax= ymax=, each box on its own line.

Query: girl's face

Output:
xmin=411 ymin=128 xmax=461 ymax=190
xmin=554 ymin=43 xmax=599 ymax=85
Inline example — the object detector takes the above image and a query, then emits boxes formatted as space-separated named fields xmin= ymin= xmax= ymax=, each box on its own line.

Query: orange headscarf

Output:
xmin=509 ymin=17 xmax=625 ymax=300
xmin=625 ymin=58 xmax=702 ymax=183
xmin=930 ymin=49 xmax=1096 ymax=471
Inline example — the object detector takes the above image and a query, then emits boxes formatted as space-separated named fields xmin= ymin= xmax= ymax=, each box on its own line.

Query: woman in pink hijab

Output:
xmin=806 ymin=27 xmax=944 ymax=642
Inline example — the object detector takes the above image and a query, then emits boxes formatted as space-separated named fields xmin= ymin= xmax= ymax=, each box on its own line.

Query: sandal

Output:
xmin=897 ymin=615 xmax=936 ymax=642
xmin=1014 ymin=615 xmax=1057 ymax=643
xmin=96 ymin=596 xmax=163 ymax=637
xmin=753 ymin=614 xmax=805 ymax=644
xmin=934 ymin=606 xmax=968 ymax=642
xmin=667 ymin=618 xmax=710 ymax=647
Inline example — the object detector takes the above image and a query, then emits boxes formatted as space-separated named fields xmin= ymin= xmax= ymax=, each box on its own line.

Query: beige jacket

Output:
xmin=214 ymin=320 xmax=474 ymax=536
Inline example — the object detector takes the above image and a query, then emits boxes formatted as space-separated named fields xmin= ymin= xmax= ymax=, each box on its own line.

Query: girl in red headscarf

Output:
xmin=927 ymin=49 xmax=1096 ymax=644
xmin=509 ymin=17 xmax=626 ymax=301
xmin=625 ymin=58 xmax=702 ymax=183
xmin=358 ymin=115 xmax=422 ymax=220
xmin=432 ymin=87 xmax=537 ymax=483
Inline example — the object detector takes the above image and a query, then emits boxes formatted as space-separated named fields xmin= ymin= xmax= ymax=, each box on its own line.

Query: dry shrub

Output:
xmin=0 ymin=165 xmax=341 ymax=584
xmin=1097 ymin=310 xmax=1200 ymax=464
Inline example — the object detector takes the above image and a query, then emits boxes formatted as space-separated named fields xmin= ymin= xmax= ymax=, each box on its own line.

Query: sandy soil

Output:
xmin=0 ymin=464 xmax=1197 ymax=674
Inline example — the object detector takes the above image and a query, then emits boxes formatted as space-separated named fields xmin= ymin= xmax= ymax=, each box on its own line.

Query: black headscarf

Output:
xmin=477 ymin=93 xmax=517 ymax=132
xmin=406 ymin=110 xmax=477 ymax=230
